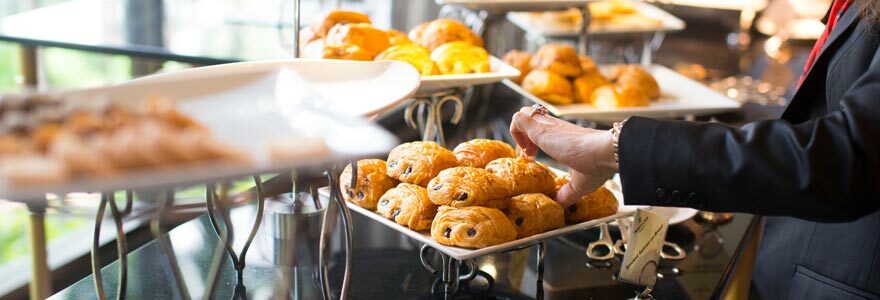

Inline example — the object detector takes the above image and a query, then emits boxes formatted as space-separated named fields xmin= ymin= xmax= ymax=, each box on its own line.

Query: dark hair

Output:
xmin=857 ymin=0 xmax=880 ymax=27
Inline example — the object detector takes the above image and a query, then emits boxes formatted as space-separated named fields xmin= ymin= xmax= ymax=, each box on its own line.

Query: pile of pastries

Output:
xmin=503 ymin=43 xmax=661 ymax=109
xmin=340 ymin=139 xmax=619 ymax=249
xmin=300 ymin=10 xmax=490 ymax=75
xmin=0 ymin=97 xmax=247 ymax=185
xmin=525 ymin=0 xmax=663 ymax=32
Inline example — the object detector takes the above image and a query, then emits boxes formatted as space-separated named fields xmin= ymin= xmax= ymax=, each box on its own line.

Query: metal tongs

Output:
xmin=614 ymin=218 xmax=686 ymax=261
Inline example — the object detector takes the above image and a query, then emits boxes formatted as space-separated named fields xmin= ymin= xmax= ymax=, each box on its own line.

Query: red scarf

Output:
xmin=799 ymin=0 xmax=852 ymax=86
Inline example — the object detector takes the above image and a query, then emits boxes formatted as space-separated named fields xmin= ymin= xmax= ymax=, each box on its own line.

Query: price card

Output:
xmin=618 ymin=208 xmax=670 ymax=287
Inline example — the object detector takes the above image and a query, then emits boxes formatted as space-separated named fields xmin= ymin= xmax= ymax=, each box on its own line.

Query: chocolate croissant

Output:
xmin=485 ymin=157 xmax=557 ymax=197
xmin=376 ymin=183 xmax=437 ymax=230
xmin=339 ymin=159 xmax=399 ymax=210
xmin=386 ymin=141 xmax=458 ymax=186
xmin=505 ymin=193 xmax=565 ymax=238
xmin=427 ymin=167 xmax=510 ymax=208
xmin=452 ymin=139 xmax=516 ymax=168
xmin=431 ymin=206 xmax=517 ymax=248
xmin=565 ymin=186 xmax=619 ymax=223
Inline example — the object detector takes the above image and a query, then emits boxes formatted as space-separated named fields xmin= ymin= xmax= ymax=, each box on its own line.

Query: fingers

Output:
xmin=510 ymin=110 xmax=539 ymax=157
xmin=554 ymin=169 xmax=599 ymax=208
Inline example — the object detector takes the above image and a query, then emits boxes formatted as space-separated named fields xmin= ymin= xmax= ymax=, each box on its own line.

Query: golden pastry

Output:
xmin=430 ymin=41 xmax=490 ymax=75
xmin=573 ymin=72 xmax=611 ymax=104
xmin=530 ymin=44 xmax=582 ymax=78
xmin=427 ymin=167 xmax=510 ymax=207
xmin=376 ymin=183 xmax=438 ymax=230
xmin=339 ymin=159 xmax=399 ymax=210
xmin=431 ymin=206 xmax=517 ymax=248
xmin=521 ymin=70 xmax=574 ymax=105
xmin=321 ymin=43 xmax=376 ymax=61
xmin=502 ymin=50 xmax=532 ymax=84
xmin=375 ymin=44 xmax=439 ymax=75
xmin=452 ymin=139 xmax=516 ymax=168
xmin=409 ymin=19 xmax=484 ymax=51
xmin=386 ymin=141 xmax=458 ymax=186
xmin=485 ymin=157 xmax=557 ymax=197
xmin=505 ymin=193 xmax=565 ymax=238
xmin=590 ymin=84 xmax=650 ymax=109
xmin=387 ymin=29 xmax=412 ymax=46
xmin=612 ymin=65 xmax=660 ymax=100
xmin=311 ymin=9 xmax=372 ymax=38
xmin=325 ymin=23 xmax=391 ymax=58
xmin=565 ymin=186 xmax=619 ymax=223
xmin=579 ymin=55 xmax=599 ymax=73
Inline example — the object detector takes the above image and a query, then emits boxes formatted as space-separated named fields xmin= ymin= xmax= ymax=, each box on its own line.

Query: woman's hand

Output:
xmin=510 ymin=106 xmax=619 ymax=207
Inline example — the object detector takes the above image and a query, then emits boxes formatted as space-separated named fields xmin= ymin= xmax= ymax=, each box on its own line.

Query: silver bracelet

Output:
xmin=610 ymin=118 xmax=628 ymax=164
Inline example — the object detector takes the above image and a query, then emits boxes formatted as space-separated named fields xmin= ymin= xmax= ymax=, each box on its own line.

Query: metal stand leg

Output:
xmin=322 ymin=169 xmax=354 ymax=300
xmin=90 ymin=192 xmax=129 ymax=300
xmin=404 ymin=90 xmax=464 ymax=147
xmin=18 ymin=45 xmax=37 ymax=88
xmin=26 ymin=203 xmax=51 ymax=300
xmin=580 ymin=7 xmax=592 ymax=55
xmin=204 ymin=176 xmax=267 ymax=298
xmin=151 ymin=190 xmax=192 ymax=300
xmin=536 ymin=242 xmax=547 ymax=300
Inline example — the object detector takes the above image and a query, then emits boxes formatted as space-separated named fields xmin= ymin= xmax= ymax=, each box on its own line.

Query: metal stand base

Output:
xmin=405 ymin=90 xmax=464 ymax=147
xmin=90 ymin=192 xmax=129 ymax=300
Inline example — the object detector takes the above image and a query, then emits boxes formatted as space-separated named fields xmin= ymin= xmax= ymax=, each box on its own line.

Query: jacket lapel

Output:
xmin=783 ymin=3 xmax=860 ymax=121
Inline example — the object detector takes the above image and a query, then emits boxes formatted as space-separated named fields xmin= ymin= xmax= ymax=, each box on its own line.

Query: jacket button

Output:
xmin=655 ymin=188 xmax=670 ymax=204
xmin=671 ymin=190 xmax=686 ymax=205
xmin=688 ymin=192 xmax=706 ymax=208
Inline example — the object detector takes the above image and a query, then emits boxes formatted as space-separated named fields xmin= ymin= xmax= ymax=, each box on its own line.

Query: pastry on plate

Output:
xmin=375 ymin=44 xmax=439 ymax=75
xmin=502 ymin=50 xmax=532 ymax=84
xmin=610 ymin=65 xmax=660 ymax=100
xmin=573 ymin=72 xmax=611 ymax=104
xmin=321 ymin=43 xmax=376 ymax=61
xmin=409 ymin=19 xmax=484 ymax=51
xmin=579 ymin=55 xmax=599 ymax=73
xmin=521 ymin=70 xmax=574 ymax=105
xmin=376 ymin=183 xmax=438 ymax=230
xmin=427 ymin=167 xmax=510 ymax=207
xmin=431 ymin=206 xmax=517 ymax=248
xmin=505 ymin=193 xmax=565 ymax=238
xmin=530 ymin=44 xmax=582 ymax=78
xmin=387 ymin=29 xmax=412 ymax=46
xmin=430 ymin=41 xmax=490 ymax=75
xmin=311 ymin=9 xmax=372 ymax=38
xmin=325 ymin=23 xmax=391 ymax=58
xmin=452 ymin=139 xmax=516 ymax=168
xmin=485 ymin=157 xmax=557 ymax=197
xmin=565 ymin=186 xmax=619 ymax=223
xmin=590 ymin=84 xmax=650 ymax=109
xmin=386 ymin=141 xmax=458 ymax=186
xmin=339 ymin=159 xmax=399 ymax=210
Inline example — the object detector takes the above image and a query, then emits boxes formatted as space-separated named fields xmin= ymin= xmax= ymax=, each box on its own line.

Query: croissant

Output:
xmin=427 ymin=167 xmax=510 ymax=207
xmin=503 ymin=50 xmax=532 ymax=84
xmin=590 ymin=84 xmax=650 ymax=109
xmin=325 ymin=23 xmax=391 ymax=59
xmin=530 ymin=44 xmax=582 ymax=78
xmin=311 ymin=9 xmax=372 ymax=38
xmin=375 ymin=44 xmax=439 ymax=75
xmin=452 ymin=139 xmax=516 ymax=168
xmin=505 ymin=193 xmax=565 ymax=238
xmin=430 ymin=41 xmax=490 ymax=75
xmin=409 ymin=19 xmax=484 ymax=51
xmin=611 ymin=65 xmax=660 ymax=100
xmin=485 ymin=157 xmax=557 ymax=197
xmin=573 ymin=72 xmax=611 ymax=104
xmin=376 ymin=183 xmax=438 ymax=230
xmin=522 ymin=70 xmax=574 ymax=105
xmin=565 ymin=186 xmax=619 ymax=223
xmin=386 ymin=141 xmax=458 ymax=186
xmin=339 ymin=159 xmax=399 ymax=210
xmin=431 ymin=206 xmax=517 ymax=248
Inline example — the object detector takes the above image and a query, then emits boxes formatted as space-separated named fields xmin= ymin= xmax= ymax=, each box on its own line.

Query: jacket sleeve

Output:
xmin=618 ymin=62 xmax=880 ymax=223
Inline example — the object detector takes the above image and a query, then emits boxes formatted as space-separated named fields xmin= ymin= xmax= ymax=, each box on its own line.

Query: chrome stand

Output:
xmin=26 ymin=201 xmax=51 ymax=300
xmin=90 ymin=191 xmax=129 ymax=300
xmin=204 ymin=176 xmax=267 ymax=299
xmin=151 ymin=190 xmax=192 ymax=300
xmin=404 ymin=89 xmax=464 ymax=147
xmin=319 ymin=169 xmax=354 ymax=300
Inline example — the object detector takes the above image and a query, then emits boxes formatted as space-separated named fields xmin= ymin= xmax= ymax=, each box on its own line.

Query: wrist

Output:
xmin=600 ymin=129 xmax=620 ymax=173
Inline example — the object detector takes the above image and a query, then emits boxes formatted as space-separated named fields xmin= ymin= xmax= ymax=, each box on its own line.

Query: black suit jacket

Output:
xmin=618 ymin=3 xmax=880 ymax=299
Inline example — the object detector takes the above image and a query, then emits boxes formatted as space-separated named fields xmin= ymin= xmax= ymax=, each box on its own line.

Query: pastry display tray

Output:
xmin=504 ymin=64 xmax=741 ymax=122
xmin=435 ymin=0 xmax=597 ymax=13
xmin=0 ymin=60 xmax=415 ymax=201
xmin=416 ymin=56 xmax=521 ymax=94
xmin=507 ymin=2 xmax=685 ymax=37
xmin=318 ymin=182 xmax=632 ymax=261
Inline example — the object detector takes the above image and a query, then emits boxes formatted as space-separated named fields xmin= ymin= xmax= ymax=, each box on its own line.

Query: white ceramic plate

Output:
xmin=507 ymin=3 xmax=685 ymax=36
xmin=504 ymin=64 xmax=741 ymax=122
xmin=1 ymin=61 xmax=411 ymax=200
xmin=121 ymin=59 xmax=421 ymax=119
xmin=318 ymin=187 xmax=631 ymax=261
xmin=436 ymin=0 xmax=598 ymax=13
xmin=416 ymin=56 xmax=521 ymax=94
xmin=659 ymin=0 xmax=767 ymax=11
